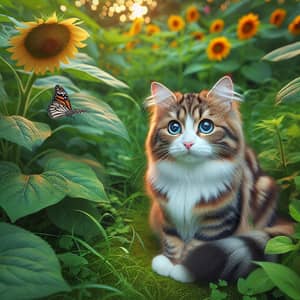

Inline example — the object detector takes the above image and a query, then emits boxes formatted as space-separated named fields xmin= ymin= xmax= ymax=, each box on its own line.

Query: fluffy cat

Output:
xmin=145 ymin=76 xmax=293 ymax=283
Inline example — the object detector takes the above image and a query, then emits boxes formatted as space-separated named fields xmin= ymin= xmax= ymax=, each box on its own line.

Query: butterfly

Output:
xmin=47 ymin=85 xmax=86 ymax=119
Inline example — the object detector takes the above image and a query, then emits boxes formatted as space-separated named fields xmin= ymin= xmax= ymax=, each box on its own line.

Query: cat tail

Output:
xmin=183 ymin=231 xmax=275 ymax=282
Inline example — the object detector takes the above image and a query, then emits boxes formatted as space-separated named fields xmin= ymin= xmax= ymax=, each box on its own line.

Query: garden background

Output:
xmin=0 ymin=0 xmax=300 ymax=299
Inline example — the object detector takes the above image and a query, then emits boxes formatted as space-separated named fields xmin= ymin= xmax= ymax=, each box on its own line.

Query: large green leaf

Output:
xmin=54 ymin=92 xmax=129 ymax=141
xmin=276 ymin=77 xmax=300 ymax=104
xmin=0 ymin=222 xmax=70 ymax=300
xmin=0 ymin=115 xmax=51 ymax=151
xmin=262 ymin=42 xmax=300 ymax=62
xmin=47 ymin=198 xmax=102 ymax=240
xmin=44 ymin=156 xmax=107 ymax=202
xmin=289 ymin=200 xmax=300 ymax=222
xmin=61 ymin=62 xmax=128 ymax=89
xmin=237 ymin=268 xmax=274 ymax=296
xmin=255 ymin=262 xmax=300 ymax=300
xmin=0 ymin=162 xmax=67 ymax=222
xmin=33 ymin=75 xmax=80 ymax=92
xmin=241 ymin=61 xmax=272 ymax=83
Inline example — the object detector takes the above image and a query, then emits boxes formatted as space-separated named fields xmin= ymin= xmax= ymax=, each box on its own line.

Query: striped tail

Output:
xmin=183 ymin=231 xmax=275 ymax=282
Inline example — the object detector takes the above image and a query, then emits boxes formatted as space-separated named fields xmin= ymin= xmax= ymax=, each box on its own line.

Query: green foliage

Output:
xmin=0 ymin=0 xmax=300 ymax=299
xmin=0 ymin=222 xmax=70 ymax=300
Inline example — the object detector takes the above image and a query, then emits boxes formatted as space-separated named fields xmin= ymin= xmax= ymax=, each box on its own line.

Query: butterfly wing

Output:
xmin=48 ymin=85 xmax=72 ymax=119
xmin=48 ymin=85 xmax=86 ymax=119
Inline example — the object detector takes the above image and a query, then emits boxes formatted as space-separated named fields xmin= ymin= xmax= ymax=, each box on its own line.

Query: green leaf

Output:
xmin=47 ymin=198 xmax=102 ymax=240
xmin=214 ymin=59 xmax=241 ymax=72
xmin=61 ymin=62 xmax=128 ymax=89
xmin=276 ymin=77 xmax=300 ymax=104
xmin=0 ymin=115 xmax=51 ymax=151
xmin=44 ymin=156 xmax=107 ymax=202
xmin=0 ymin=222 xmax=70 ymax=300
xmin=33 ymin=75 xmax=80 ymax=92
xmin=241 ymin=62 xmax=272 ymax=83
xmin=289 ymin=200 xmax=300 ymax=222
xmin=58 ymin=252 xmax=88 ymax=268
xmin=262 ymin=42 xmax=300 ymax=62
xmin=265 ymin=236 xmax=296 ymax=254
xmin=255 ymin=261 xmax=300 ymax=300
xmin=0 ymin=161 xmax=67 ymax=222
xmin=183 ymin=64 xmax=211 ymax=76
xmin=237 ymin=268 xmax=274 ymax=296
xmin=55 ymin=92 xmax=129 ymax=141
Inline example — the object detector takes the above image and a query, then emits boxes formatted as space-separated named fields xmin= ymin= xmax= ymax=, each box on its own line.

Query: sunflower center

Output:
xmin=25 ymin=24 xmax=70 ymax=58
xmin=173 ymin=20 xmax=179 ymax=27
xmin=274 ymin=14 xmax=281 ymax=24
xmin=213 ymin=42 xmax=224 ymax=53
xmin=242 ymin=21 xmax=254 ymax=34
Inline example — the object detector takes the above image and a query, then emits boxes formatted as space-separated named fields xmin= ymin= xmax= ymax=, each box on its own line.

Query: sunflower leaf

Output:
xmin=53 ymin=92 xmax=129 ymax=141
xmin=0 ymin=115 xmax=51 ymax=151
xmin=0 ymin=162 xmax=67 ymax=222
xmin=0 ymin=222 xmax=70 ymax=300
xmin=61 ymin=62 xmax=128 ymax=89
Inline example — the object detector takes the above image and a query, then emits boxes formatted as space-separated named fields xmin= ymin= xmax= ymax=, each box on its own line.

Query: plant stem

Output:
xmin=24 ymin=148 xmax=55 ymax=170
xmin=275 ymin=125 xmax=287 ymax=169
xmin=20 ymin=72 xmax=37 ymax=117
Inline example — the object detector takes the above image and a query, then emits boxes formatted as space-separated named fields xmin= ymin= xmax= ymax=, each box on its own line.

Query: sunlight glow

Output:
xmin=129 ymin=3 xmax=148 ymax=19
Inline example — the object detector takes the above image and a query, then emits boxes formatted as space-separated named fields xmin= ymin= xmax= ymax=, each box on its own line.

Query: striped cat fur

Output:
xmin=145 ymin=76 xmax=294 ymax=283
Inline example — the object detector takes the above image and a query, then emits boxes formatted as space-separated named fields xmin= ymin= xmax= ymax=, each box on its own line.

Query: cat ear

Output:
xmin=207 ymin=76 xmax=242 ymax=110
xmin=146 ymin=82 xmax=176 ymax=107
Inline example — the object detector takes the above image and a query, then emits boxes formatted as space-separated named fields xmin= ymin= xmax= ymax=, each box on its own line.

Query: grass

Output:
xmin=58 ymin=199 xmax=241 ymax=300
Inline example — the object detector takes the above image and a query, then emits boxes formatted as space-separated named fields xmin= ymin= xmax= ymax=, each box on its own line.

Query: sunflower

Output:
xmin=192 ymin=31 xmax=205 ymax=41
xmin=186 ymin=6 xmax=200 ymax=23
xmin=168 ymin=15 xmax=185 ymax=32
xmin=288 ymin=15 xmax=300 ymax=35
xmin=269 ymin=9 xmax=286 ymax=27
xmin=237 ymin=13 xmax=260 ymax=40
xmin=146 ymin=24 xmax=160 ymax=35
xmin=8 ymin=13 xmax=89 ymax=75
xmin=207 ymin=37 xmax=231 ymax=61
xmin=129 ymin=18 xmax=143 ymax=36
xmin=209 ymin=19 xmax=224 ymax=33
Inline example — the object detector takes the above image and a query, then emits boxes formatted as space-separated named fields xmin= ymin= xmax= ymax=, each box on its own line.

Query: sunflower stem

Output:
xmin=0 ymin=56 xmax=24 ymax=115
xmin=21 ymin=72 xmax=37 ymax=117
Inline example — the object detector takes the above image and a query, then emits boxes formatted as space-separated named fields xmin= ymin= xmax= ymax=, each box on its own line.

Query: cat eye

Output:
xmin=198 ymin=119 xmax=214 ymax=134
xmin=168 ymin=120 xmax=182 ymax=135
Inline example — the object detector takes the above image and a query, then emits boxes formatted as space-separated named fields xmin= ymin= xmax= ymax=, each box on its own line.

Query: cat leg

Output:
xmin=152 ymin=231 xmax=189 ymax=280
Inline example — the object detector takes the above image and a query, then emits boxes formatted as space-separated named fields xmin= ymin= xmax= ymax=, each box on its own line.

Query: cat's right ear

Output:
xmin=145 ymin=82 xmax=176 ymax=107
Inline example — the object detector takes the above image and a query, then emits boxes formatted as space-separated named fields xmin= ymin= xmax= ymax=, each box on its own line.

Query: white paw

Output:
xmin=169 ymin=264 xmax=195 ymax=283
xmin=152 ymin=255 xmax=174 ymax=277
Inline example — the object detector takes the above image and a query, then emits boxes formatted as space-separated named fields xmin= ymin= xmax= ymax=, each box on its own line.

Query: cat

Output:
xmin=144 ymin=76 xmax=294 ymax=283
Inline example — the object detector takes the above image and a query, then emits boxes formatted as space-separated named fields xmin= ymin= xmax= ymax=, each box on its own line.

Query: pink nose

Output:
xmin=183 ymin=142 xmax=194 ymax=150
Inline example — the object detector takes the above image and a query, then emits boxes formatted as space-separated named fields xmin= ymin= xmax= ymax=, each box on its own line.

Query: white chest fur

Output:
xmin=149 ymin=160 xmax=236 ymax=241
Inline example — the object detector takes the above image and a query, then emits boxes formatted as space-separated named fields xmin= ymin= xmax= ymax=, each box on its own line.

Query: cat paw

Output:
xmin=169 ymin=264 xmax=195 ymax=283
xmin=152 ymin=255 xmax=173 ymax=277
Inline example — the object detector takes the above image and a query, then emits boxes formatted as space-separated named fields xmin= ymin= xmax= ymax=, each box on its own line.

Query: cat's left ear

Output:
xmin=207 ymin=76 xmax=241 ymax=111
xmin=146 ymin=82 xmax=177 ymax=107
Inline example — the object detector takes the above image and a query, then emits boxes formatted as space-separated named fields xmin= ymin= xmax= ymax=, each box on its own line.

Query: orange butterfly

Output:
xmin=48 ymin=85 xmax=86 ymax=119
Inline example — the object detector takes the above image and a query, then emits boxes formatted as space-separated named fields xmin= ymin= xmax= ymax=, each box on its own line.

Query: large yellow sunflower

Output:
xmin=8 ymin=13 xmax=89 ymax=75
xmin=237 ymin=13 xmax=259 ymax=40
xmin=270 ymin=9 xmax=286 ymax=27
xmin=168 ymin=15 xmax=185 ymax=32
xmin=209 ymin=19 xmax=224 ymax=33
xmin=288 ymin=15 xmax=300 ymax=35
xmin=207 ymin=37 xmax=231 ymax=61
xmin=186 ymin=6 xmax=200 ymax=23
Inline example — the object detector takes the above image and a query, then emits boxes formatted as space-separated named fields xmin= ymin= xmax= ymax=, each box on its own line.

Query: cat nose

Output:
xmin=183 ymin=141 xmax=194 ymax=150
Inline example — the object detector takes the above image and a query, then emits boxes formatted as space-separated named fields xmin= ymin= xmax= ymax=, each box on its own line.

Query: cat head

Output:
xmin=146 ymin=76 xmax=244 ymax=165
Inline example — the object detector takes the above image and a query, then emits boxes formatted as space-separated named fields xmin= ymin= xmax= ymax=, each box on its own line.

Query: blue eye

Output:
xmin=198 ymin=119 xmax=214 ymax=134
xmin=168 ymin=120 xmax=182 ymax=135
